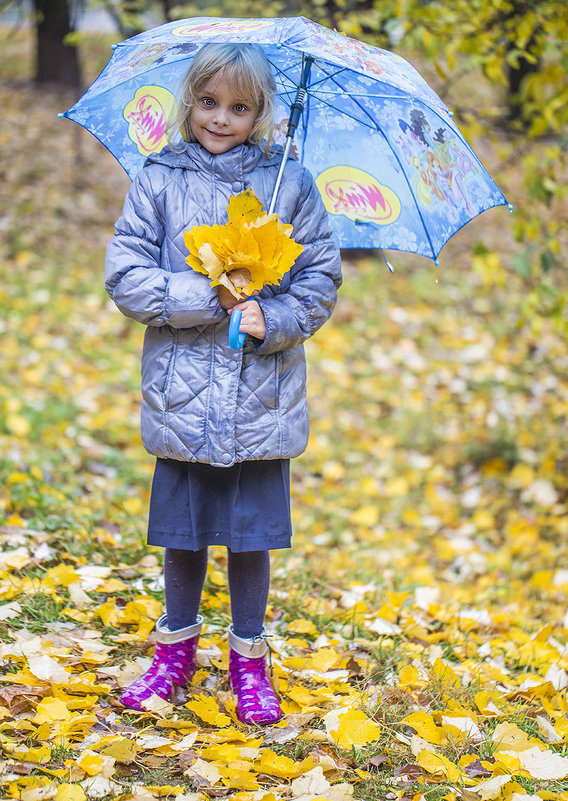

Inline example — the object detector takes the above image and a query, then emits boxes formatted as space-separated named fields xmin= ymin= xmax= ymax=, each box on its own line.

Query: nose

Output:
xmin=212 ymin=105 xmax=229 ymax=126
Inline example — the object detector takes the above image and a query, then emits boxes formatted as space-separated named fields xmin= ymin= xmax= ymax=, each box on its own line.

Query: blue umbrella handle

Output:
xmin=229 ymin=308 xmax=246 ymax=350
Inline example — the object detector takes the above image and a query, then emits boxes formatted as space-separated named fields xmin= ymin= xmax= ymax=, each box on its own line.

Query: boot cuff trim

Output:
xmin=156 ymin=614 xmax=203 ymax=644
xmin=228 ymin=625 xmax=268 ymax=658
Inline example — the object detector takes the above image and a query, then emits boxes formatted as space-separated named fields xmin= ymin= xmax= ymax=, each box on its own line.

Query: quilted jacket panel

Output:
xmin=105 ymin=142 xmax=342 ymax=466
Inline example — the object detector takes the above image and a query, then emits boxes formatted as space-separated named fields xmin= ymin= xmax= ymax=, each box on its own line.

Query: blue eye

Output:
xmin=202 ymin=97 xmax=214 ymax=107
xmin=234 ymin=104 xmax=248 ymax=113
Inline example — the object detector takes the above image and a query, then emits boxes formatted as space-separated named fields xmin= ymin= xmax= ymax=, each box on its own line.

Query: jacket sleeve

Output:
xmin=254 ymin=168 xmax=342 ymax=355
xmin=105 ymin=167 xmax=226 ymax=328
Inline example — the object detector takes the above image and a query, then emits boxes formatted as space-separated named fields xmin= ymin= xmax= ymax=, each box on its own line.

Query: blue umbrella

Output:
xmin=61 ymin=16 xmax=509 ymax=266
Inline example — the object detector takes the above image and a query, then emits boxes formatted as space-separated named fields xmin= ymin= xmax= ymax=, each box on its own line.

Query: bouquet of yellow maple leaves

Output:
xmin=184 ymin=190 xmax=303 ymax=299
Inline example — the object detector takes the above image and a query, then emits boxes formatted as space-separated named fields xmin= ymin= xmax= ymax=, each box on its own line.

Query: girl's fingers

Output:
xmin=235 ymin=300 xmax=266 ymax=340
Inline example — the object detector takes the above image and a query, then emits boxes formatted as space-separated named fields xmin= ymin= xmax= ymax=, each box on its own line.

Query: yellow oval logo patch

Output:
xmin=172 ymin=20 xmax=273 ymax=37
xmin=316 ymin=166 xmax=401 ymax=225
xmin=124 ymin=86 xmax=176 ymax=156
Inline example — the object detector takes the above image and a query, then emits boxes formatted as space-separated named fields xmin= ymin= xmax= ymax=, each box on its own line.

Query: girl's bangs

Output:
xmin=221 ymin=62 xmax=264 ymax=106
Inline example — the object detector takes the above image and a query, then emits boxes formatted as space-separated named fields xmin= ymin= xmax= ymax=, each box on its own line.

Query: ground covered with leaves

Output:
xmin=1 ymin=29 xmax=568 ymax=801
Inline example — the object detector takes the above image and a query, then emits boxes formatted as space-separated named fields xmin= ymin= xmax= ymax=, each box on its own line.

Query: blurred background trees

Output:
xmin=2 ymin=0 xmax=566 ymax=331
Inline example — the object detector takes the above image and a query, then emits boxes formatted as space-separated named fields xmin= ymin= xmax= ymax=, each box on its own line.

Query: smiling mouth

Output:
xmin=206 ymin=130 xmax=231 ymax=138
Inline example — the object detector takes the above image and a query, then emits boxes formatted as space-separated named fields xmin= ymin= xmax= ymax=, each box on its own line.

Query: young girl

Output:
xmin=105 ymin=42 xmax=342 ymax=725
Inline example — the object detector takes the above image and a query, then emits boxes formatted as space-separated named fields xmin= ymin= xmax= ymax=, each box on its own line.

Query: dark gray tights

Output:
xmin=164 ymin=547 xmax=270 ymax=638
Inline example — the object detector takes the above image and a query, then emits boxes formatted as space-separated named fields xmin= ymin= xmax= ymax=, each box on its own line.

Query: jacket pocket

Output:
xmin=141 ymin=328 xmax=176 ymax=412
xmin=161 ymin=329 xmax=178 ymax=399
xmin=241 ymin=353 xmax=278 ymax=412
xmin=161 ymin=326 xmax=178 ymax=399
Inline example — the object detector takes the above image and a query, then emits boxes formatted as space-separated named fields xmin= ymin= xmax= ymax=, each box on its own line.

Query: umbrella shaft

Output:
xmin=269 ymin=56 xmax=313 ymax=215
xmin=286 ymin=87 xmax=307 ymax=137
xmin=269 ymin=136 xmax=293 ymax=214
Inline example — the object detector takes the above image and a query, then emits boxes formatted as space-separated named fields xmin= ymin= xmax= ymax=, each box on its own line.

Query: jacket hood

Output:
xmin=145 ymin=142 xmax=283 ymax=180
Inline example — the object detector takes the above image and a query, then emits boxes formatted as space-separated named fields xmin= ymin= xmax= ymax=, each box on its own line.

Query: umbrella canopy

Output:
xmin=61 ymin=16 xmax=509 ymax=261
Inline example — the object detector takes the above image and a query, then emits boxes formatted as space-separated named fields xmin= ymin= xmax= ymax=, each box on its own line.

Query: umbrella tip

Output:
xmin=111 ymin=43 xmax=118 ymax=50
xmin=57 ymin=112 xmax=65 ymax=118
xmin=382 ymin=252 xmax=394 ymax=273
xmin=507 ymin=203 xmax=514 ymax=212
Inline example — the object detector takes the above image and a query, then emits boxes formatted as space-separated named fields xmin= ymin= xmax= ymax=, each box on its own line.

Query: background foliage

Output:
xmin=0 ymin=4 xmax=567 ymax=800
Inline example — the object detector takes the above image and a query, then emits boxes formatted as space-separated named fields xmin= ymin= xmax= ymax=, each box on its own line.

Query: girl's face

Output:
xmin=190 ymin=71 xmax=259 ymax=155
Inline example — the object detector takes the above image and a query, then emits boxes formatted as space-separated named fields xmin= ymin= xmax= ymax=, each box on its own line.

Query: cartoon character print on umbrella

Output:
xmin=398 ymin=109 xmax=479 ymax=221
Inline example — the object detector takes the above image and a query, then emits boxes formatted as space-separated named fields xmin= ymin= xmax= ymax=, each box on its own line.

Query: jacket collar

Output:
xmin=145 ymin=142 xmax=282 ymax=178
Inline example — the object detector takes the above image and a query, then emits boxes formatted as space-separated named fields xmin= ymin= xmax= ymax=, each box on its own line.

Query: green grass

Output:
xmin=1 ymin=26 xmax=567 ymax=801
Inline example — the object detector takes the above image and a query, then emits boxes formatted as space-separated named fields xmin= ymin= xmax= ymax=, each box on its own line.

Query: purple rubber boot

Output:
xmin=120 ymin=614 xmax=203 ymax=711
xmin=228 ymin=626 xmax=282 ymax=726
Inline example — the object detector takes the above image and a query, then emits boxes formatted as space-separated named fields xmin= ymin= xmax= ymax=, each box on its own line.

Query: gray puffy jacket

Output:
xmin=105 ymin=142 xmax=342 ymax=467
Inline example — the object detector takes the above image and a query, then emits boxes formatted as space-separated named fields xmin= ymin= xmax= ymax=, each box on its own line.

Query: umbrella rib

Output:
xmin=268 ymin=56 xmax=407 ymax=108
xmin=308 ymin=96 xmax=378 ymax=129
xmin=308 ymin=66 xmax=350 ymax=88
xmin=311 ymin=91 xmax=410 ymax=100
xmin=300 ymin=86 xmax=379 ymax=130
xmin=268 ymin=57 xmax=377 ymax=129
xmin=267 ymin=57 xmax=304 ymax=95
xmin=324 ymin=68 xmax=438 ymax=260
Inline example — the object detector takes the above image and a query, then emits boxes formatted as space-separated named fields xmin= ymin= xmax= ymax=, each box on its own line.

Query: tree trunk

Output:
xmin=34 ymin=0 xmax=81 ymax=87
xmin=507 ymin=48 xmax=540 ymax=123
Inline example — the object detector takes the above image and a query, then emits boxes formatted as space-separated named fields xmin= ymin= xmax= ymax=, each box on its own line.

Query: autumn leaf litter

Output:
xmin=1 ymin=29 xmax=568 ymax=801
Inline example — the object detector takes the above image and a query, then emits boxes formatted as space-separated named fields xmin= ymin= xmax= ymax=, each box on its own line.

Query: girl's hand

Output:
xmin=229 ymin=298 xmax=266 ymax=341
xmin=218 ymin=285 xmax=246 ymax=310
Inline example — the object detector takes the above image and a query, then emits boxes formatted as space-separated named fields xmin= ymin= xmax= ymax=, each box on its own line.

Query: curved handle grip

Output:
xmin=228 ymin=309 xmax=246 ymax=350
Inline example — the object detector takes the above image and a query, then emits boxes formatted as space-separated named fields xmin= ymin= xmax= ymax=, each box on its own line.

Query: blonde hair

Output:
xmin=169 ymin=43 xmax=276 ymax=151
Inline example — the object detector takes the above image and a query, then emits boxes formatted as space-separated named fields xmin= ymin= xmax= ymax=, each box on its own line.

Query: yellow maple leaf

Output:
xmin=217 ymin=765 xmax=260 ymax=790
xmin=96 ymin=599 xmax=119 ymax=627
xmin=417 ymin=749 xmax=462 ymax=781
xmin=310 ymin=647 xmax=342 ymax=672
xmin=403 ymin=711 xmax=446 ymax=745
xmin=474 ymin=692 xmax=504 ymax=717
xmin=11 ymin=744 xmax=51 ymax=763
xmin=431 ymin=657 xmax=460 ymax=688
xmin=45 ymin=564 xmax=79 ymax=587
xmin=227 ymin=189 xmax=263 ymax=223
xmin=34 ymin=697 xmax=71 ymax=724
xmin=200 ymin=743 xmax=242 ymax=762
xmin=256 ymin=749 xmax=314 ymax=779
xmin=398 ymin=664 xmax=424 ymax=688
xmin=99 ymin=737 xmax=139 ymax=762
xmin=205 ymin=726 xmax=262 ymax=745
xmin=491 ymin=721 xmax=537 ymax=751
xmin=54 ymin=785 xmax=86 ymax=801
xmin=287 ymin=619 xmax=318 ymax=636
xmin=285 ymin=686 xmax=320 ymax=710
xmin=184 ymin=190 xmax=303 ymax=299
xmin=324 ymin=708 xmax=381 ymax=748
xmin=75 ymin=750 xmax=115 ymax=777
xmin=185 ymin=693 xmax=231 ymax=726
xmin=20 ymin=782 xmax=58 ymax=801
